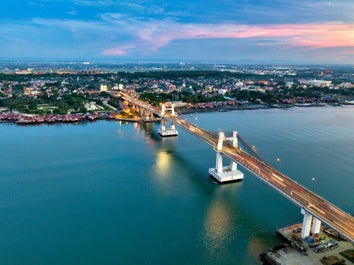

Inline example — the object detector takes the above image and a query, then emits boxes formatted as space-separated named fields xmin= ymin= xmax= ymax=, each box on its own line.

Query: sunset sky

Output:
xmin=1 ymin=0 xmax=353 ymax=64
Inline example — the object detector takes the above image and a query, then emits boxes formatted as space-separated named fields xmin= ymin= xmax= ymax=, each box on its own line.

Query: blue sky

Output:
xmin=0 ymin=0 xmax=353 ymax=64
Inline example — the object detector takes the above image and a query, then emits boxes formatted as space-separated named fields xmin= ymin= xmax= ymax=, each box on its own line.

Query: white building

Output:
xmin=299 ymin=79 xmax=332 ymax=87
xmin=100 ymin=84 xmax=108 ymax=91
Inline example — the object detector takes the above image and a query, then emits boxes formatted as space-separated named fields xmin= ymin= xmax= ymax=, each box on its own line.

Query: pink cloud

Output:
xmin=174 ymin=23 xmax=354 ymax=49
xmin=103 ymin=44 xmax=136 ymax=56
xmin=102 ymin=21 xmax=354 ymax=56
xmin=261 ymin=23 xmax=354 ymax=48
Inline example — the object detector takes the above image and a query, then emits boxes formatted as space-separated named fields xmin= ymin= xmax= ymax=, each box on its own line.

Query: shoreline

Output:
xmin=0 ymin=112 xmax=119 ymax=125
xmin=1 ymin=102 xmax=353 ymax=126
xmin=178 ymin=101 xmax=353 ymax=114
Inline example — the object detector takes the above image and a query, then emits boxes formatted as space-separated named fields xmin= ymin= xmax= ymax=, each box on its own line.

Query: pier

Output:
xmin=260 ymin=223 xmax=354 ymax=265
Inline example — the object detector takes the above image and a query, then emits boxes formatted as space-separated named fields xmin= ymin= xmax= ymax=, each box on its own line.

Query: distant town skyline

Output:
xmin=0 ymin=0 xmax=353 ymax=64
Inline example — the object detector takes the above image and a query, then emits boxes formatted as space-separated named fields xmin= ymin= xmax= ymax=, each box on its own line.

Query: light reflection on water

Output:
xmin=155 ymin=151 xmax=173 ymax=175
xmin=203 ymin=197 xmax=234 ymax=254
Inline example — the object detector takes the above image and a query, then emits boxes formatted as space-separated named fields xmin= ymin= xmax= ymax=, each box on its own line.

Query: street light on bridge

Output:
xmin=276 ymin=157 xmax=281 ymax=170
xmin=312 ymin=177 xmax=317 ymax=191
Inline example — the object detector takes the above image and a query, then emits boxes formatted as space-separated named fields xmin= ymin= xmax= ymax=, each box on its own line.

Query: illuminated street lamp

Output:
xmin=276 ymin=157 xmax=281 ymax=170
xmin=312 ymin=177 xmax=316 ymax=191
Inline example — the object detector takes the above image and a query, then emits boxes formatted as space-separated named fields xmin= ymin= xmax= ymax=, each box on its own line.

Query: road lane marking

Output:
xmin=272 ymin=173 xmax=284 ymax=182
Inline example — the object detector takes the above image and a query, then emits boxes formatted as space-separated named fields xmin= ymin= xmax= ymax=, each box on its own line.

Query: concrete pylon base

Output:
xmin=158 ymin=128 xmax=178 ymax=137
xmin=209 ymin=166 xmax=244 ymax=183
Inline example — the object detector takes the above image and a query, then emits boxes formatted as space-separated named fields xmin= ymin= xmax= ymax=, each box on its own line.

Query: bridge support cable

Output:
xmin=237 ymin=134 xmax=268 ymax=163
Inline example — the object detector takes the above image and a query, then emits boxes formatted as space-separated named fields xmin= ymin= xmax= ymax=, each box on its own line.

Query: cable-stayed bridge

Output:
xmin=117 ymin=91 xmax=354 ymax=244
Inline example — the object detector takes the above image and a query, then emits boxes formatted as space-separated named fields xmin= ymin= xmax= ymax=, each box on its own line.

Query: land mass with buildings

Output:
xmin=1 ymin=62 xmax=354 ymax=124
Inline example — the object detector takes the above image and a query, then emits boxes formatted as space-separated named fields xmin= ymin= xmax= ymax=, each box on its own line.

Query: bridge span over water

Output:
xmin=118 ymin=91 xmax=354 ymax=244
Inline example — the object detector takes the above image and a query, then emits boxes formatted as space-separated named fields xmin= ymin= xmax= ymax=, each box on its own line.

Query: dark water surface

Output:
xmin=0 ymin=106 xmax=353 ymax=265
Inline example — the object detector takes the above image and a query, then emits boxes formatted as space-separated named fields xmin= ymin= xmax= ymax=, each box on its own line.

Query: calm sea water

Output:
xmin=0 ymin=106 xmax=353 ymax=265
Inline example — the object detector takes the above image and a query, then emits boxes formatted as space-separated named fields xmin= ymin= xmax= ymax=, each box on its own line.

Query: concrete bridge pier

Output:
xmin=301 ymin=208 xmax=313 ymax=239
xmin=158 ymin=118 xmax=178 ymax=137
xmin=134 ymin=106 xmax=151 ymax=121
xmin=311 ymin=217 xmax=321 ymax=235
xmin=209 ymin=131 xmax=244 ymax=183
xmin=142 ymin=109 xmax=154 ymax=121
xmin=145 ymin=111 xmax=153 ymax=121
xmin=301 ymin=208 xmax=322 ymax=239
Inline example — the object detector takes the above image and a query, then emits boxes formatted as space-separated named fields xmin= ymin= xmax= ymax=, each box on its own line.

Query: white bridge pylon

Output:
xmin=209 ymin=131 xmax=244 ymax=183
xmin=161 ymin=103 xmax=175 ymax=117
xmin=158 ymin=103 xmax=178 ymax=137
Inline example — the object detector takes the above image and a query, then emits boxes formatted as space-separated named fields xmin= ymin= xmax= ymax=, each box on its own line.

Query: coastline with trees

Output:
xmin=1 ymin=65 xmax=353 ymax=125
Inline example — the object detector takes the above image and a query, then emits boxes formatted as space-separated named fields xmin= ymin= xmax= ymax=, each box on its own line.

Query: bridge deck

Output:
xmin=119 ymin=92 xmax=354 ymax=243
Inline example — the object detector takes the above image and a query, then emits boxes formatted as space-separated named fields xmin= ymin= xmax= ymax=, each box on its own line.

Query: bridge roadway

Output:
xmin=119 ymin=92 xmax=354 ymax=243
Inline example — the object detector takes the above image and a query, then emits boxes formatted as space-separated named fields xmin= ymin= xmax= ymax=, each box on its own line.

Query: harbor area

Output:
xmin=260 ymin=223 xmax=354 ymax=265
